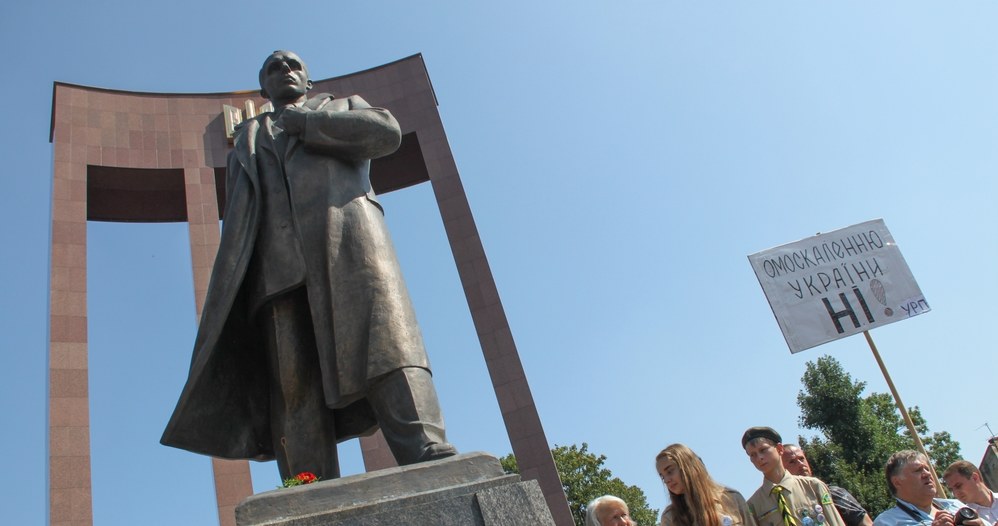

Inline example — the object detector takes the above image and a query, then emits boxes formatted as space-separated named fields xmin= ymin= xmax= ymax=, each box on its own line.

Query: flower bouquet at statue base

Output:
xmin=280 ymin=471 xmax=319 ymax=488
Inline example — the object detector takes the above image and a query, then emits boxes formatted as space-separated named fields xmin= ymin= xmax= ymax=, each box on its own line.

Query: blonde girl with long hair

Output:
xmin=656 ymin=443 xmax=757 ymax=526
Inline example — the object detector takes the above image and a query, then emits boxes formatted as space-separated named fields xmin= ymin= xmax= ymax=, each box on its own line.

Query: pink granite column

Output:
xmin=360 ymin=430 xmax=399 ymax=472
xmin=184 ymin=166 xmax=220 ymax=315
xmin=49 ymin=127 xmax=92 ymax=525
xmin=420 ymin=123 xmax=575 ymax=526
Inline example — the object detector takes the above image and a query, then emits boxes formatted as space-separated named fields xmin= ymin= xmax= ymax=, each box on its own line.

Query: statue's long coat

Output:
xmin=161 ymin=94 xmax=428 ymax=460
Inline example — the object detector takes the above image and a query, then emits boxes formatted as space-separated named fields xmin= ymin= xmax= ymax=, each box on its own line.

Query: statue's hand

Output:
xmin=277 ymin=107 xmax=307 ymax=135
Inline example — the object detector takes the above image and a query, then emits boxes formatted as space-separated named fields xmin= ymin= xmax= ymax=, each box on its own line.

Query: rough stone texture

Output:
xmin=235 ymin=452 xmax=555 ymax=526
xmin=476 ymin=482 xmax=555 ymax=526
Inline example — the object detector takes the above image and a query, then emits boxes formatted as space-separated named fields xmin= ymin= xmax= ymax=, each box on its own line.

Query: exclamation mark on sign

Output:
xmin=869 ymin=279 xmax=893 ymax=317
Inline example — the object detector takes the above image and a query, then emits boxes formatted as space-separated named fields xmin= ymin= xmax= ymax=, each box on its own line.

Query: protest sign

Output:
xmin=748 ymin=219 xmax=929 ymax=353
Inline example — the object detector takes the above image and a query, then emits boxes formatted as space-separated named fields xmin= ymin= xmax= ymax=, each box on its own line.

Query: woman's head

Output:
xmin=655 ymin=443 xmax=708 ymax=497
xmin=655 ymin=443 xmax=725 ymax=526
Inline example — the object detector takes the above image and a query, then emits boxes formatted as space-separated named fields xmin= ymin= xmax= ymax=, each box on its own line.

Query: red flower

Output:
xmin=295 ymin=472 xmax=317 ymax=484
xmin=281 ymin=471 xmax=320 ymax=488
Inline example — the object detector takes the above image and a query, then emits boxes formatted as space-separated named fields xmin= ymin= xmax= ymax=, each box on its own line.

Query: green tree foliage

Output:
xmin=795 ymin=356 xmax=961 ymax=516
xmin=500 ymin=443 xmax=659 ymax=526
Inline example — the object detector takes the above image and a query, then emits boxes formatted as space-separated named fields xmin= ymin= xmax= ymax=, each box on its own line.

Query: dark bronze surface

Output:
xmin=162 ymin=51 xmax=455 ymax=480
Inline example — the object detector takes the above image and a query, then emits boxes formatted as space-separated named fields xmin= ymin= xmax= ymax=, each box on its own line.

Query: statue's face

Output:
xmin=259 ymin=51 xmax=312 ymax=104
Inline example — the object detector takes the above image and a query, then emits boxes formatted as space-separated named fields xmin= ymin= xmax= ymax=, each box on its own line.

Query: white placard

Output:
xmin=748 ymin=219 xmax=929 ymax=353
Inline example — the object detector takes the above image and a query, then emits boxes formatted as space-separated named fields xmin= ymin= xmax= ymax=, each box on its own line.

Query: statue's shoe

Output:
xmin=417 ymin=442 xmax=458 ymax=462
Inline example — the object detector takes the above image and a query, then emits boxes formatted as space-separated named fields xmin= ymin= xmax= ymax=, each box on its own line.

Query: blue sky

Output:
xmin=2 ymin=1 xmax=997 ymax=524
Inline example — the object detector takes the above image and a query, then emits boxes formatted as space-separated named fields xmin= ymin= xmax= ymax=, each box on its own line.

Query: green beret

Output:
xmin=742 ymin=426 xmax=782 ymax=448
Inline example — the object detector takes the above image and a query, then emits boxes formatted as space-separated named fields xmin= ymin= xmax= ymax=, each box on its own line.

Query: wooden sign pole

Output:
xmin=863 ymin=330 xmax=946 ymax=498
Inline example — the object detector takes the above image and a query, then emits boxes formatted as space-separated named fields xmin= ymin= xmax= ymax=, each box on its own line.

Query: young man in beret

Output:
xmin=743 ymin=426 xmax=846 ymax=526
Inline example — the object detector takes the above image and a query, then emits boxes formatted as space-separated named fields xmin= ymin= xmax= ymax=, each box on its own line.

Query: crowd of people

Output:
xmin=583 ymin=426 xmax=997 ymax=526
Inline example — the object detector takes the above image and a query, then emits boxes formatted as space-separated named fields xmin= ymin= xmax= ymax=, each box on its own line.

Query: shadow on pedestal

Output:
xmin=235 ymin=452 xmax=556 ymax=526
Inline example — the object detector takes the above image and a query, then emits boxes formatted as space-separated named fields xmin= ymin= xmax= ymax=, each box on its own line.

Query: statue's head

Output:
xmin=259 ymin=50 xmax=313 ymax=105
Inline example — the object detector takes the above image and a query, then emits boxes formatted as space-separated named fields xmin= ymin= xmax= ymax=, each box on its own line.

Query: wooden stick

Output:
xmin=864 ymin=330 xmax=946 ymax=498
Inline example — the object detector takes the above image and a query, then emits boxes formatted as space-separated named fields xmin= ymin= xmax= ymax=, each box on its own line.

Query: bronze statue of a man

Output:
xmin=161 ymin=50 xmax=456 ymax=480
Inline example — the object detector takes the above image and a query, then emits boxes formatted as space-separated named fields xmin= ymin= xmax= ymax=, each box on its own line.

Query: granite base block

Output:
xmin=235 ymin=452 xmax=556 ymax=526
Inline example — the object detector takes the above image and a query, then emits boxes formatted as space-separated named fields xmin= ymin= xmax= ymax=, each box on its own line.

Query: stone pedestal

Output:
xmin=235 ymin=452 xmax=556 ymax=526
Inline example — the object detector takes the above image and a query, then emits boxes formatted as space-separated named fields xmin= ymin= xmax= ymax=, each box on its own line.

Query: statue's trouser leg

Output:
xmin=366 ymin=367 xmax=458 ymax=465
xmin=260 ymin=289 xmax=340 ymax=481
